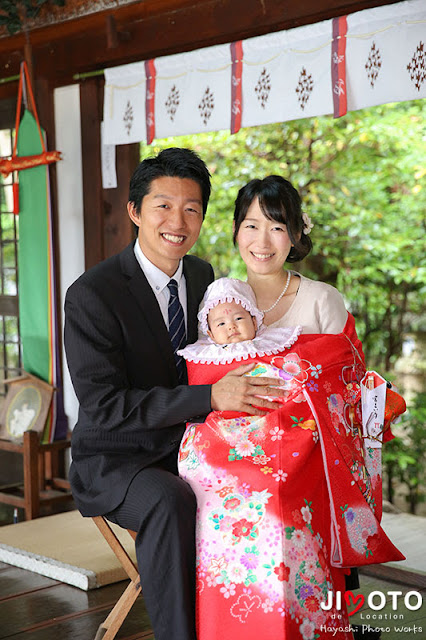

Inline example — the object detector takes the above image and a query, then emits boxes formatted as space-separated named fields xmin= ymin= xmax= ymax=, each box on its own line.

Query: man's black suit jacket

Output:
xmin=64 ymin=243 xmax=214 ymax=516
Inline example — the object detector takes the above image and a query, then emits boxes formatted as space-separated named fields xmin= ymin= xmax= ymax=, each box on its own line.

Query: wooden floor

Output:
xmin=0 ymin=503 xmax=154 ymax=640
xmin=1 ymin=560 xmax=424 ymax=640
xmin=1 ymin=504 xmax=425 ymax=639
xmin=0 ymin=560 xmax=154 ymax=640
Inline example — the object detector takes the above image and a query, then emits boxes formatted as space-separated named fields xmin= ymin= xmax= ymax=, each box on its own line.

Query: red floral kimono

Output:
xmin=178 ymin=315 xmax=405 ymax=640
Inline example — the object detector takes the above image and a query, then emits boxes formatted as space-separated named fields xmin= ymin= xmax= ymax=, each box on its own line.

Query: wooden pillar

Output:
xmin=103 ymin=142 xmax=139 ymax=258
xmin=80 ymin=77 xmax=137 ymax=269
xmin=80 ymin=78 xmax=104 ymax=269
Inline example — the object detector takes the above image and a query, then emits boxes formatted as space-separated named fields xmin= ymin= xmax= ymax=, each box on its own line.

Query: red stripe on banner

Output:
xmin=332 ymin=16 xmax=348 ymax=118
xmin=12 ymin=180 xmax=19 ymax=214
xmin=230 ymin=41 xmax=243 ymax=134
xmin=145 ymin=59 xmax=156 ymax=144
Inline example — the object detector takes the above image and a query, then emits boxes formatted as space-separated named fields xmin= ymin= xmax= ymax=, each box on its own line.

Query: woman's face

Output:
xmin=236 ymin=197 xmax=293 ymax=275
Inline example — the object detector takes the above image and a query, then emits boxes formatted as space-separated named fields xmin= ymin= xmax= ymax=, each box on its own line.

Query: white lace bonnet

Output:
xmin=198 ymin=277 xmax=264 ymax=336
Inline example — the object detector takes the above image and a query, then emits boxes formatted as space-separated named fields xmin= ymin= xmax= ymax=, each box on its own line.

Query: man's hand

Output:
xmin=211 ymin=363 xmax=286 ymax=415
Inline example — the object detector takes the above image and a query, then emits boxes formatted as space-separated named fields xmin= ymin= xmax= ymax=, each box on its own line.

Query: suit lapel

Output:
xmin=184 ymin=256 xmax=201 ymax=344
xmin=119 ymin=246 xmax=206 ymax=382
xmin=120 ymin=245 xmax=177 ymax=378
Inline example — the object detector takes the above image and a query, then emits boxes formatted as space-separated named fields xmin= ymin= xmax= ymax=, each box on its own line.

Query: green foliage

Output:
xmin=141 ymin=99 xmax=426 ymax=370
xmin=0 ymin=0 xmax=65 ymax=35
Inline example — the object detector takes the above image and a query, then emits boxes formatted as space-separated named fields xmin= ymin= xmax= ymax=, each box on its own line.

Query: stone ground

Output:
xmin=348 ymin=511 xmax=426 ymax=640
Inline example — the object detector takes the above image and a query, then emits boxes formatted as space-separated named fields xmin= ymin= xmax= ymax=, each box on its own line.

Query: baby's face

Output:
xmin=207 ymin=301 xmax=257 ymax=345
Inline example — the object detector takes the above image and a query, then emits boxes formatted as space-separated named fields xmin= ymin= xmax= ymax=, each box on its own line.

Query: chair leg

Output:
xmin=23 ymin=430 xmax=40 ymax=520
xmin=94 ymin=577 xmax=142 ymax=640
xmin=92 ymin=516 xmax=142 ymax=640
xmin=92 ymin=516 xmax=139 ymax=581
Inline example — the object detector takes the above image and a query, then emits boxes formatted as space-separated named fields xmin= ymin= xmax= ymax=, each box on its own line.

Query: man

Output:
xmin=64 ymin=147 xmax=283 ymax=640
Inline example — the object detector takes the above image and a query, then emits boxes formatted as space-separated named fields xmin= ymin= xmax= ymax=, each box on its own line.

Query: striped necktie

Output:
xmin=167 ymin=279 xmax=187 ymax=383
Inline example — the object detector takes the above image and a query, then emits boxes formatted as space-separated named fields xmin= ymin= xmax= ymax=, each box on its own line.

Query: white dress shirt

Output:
xmin=133 ymin=240 xmax=188 ymax=331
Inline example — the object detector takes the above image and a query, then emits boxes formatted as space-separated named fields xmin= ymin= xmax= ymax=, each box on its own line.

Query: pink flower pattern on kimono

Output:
xmin=272 ymin=353 xmax=313 ymax=384
xmin=230 ymin=593 xmax=261 ymax=622
xmin=340 ymin=504 xmax=378 ymax=558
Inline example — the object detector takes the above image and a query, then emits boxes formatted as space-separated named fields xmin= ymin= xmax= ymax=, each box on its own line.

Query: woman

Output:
xmin=178 ymin=176 xmax=405 ymax=640
xmin=232 ymin=175 xmax=365 ymax=637
xmin=233 ymin=175 xmax=347 ymax=335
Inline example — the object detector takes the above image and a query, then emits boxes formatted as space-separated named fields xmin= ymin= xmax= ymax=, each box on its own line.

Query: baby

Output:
xmin=179 ymin=277 xmax=301 ymax=366
xmin=206 ymin=297 xmax=258 ymax=345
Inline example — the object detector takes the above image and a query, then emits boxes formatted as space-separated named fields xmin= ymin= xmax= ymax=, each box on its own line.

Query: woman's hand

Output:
xmin=210 ymin=363 xmax=287 ymax=415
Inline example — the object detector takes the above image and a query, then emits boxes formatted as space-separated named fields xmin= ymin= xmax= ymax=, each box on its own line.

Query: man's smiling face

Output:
xmin=128 ymin=176 xmax=204 ymax=276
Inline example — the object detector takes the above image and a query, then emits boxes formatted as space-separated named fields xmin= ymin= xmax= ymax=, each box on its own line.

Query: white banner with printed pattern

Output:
xmin=103 ymin=62 xmax=146 ymax=145
xmin=241 ymin=20 xmax=334 ymax=128
xmin=102 ymin=0 xmax=426 ymax=145
xmin=155 ymin=44 xmax=232 ymax=139
xmin=346 ymin=0 xmax=426 ymax=111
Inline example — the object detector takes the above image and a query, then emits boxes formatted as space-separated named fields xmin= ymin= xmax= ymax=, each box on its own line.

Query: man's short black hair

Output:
xmin=128 ymin=147 xmax=211 ymax=217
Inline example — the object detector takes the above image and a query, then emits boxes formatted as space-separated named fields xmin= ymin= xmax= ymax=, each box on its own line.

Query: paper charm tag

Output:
xmin=101 ymin=121 xmax=117 ymax=189
xmin=360 ymin=371 xmax=387 ymax=448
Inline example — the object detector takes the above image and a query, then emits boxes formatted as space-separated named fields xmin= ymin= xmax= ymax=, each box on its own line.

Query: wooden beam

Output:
xmin=0 ymin=0 xmax=401 ymax=91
